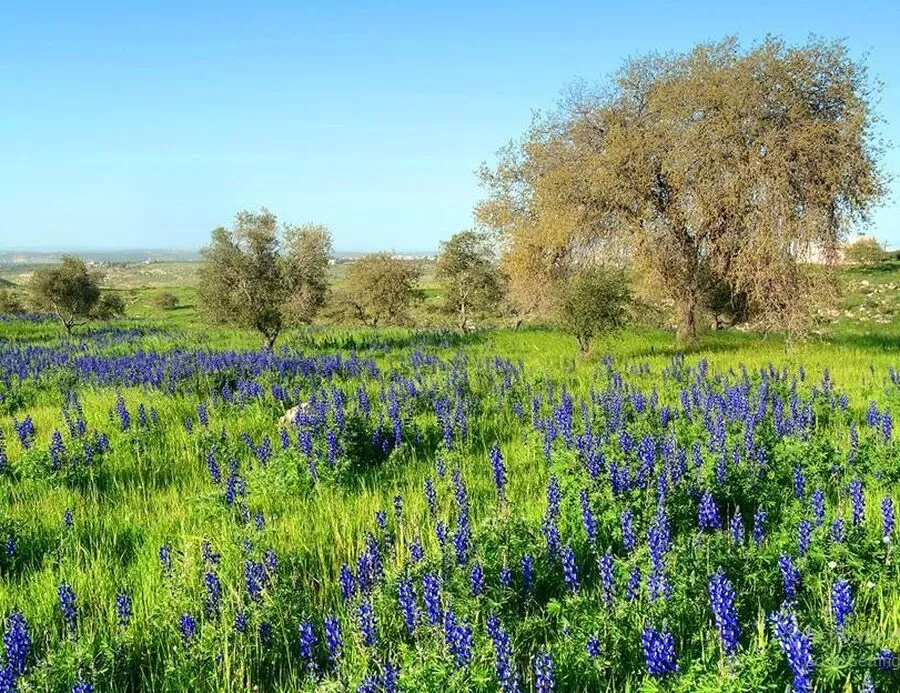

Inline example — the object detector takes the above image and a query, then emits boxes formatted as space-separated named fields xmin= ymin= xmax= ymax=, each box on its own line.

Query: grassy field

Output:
xmin=2 ymin=268 xmax=900 ymax=691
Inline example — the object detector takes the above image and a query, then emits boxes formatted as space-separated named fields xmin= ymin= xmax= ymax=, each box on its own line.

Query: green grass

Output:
xmin=2 ymin=265 xmax=900 ymax=691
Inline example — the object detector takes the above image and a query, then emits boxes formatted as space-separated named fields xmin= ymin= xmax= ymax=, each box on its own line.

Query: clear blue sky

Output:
xmin=1 ymin=1 xmax=898 ymax=252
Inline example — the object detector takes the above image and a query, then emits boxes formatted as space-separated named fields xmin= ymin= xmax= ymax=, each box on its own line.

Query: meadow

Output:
xmin=2 ymin=277 xmax=900 ymax=691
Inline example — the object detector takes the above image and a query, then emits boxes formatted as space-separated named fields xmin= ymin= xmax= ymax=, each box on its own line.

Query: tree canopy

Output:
xmin=476 ymin=36 xmax=885 ymax=342
xmin=435 ymin=230 xmax=503 ymax=331
xmin=29 ymin=256 xmax=124 ymax=334
xmin=342 ymin=253 xmax=422 ymax=327
xmin=197 ymin=209 xmax=333 ymax=348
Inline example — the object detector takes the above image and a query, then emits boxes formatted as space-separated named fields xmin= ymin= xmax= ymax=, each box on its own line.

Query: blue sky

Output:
xmin=1 ymin=1 xmax=898 ymax=252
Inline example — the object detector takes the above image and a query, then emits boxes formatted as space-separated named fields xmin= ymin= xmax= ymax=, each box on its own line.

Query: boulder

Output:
xmin=279 ymin=402 xmax=312 ymax=426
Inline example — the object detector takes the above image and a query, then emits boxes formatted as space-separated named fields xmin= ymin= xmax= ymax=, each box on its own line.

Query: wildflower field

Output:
xmin=2 ymin=315 xmax=900 ymax=692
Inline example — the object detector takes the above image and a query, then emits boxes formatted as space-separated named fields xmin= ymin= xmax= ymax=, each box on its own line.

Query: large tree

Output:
xmin=197 ymin=209 xmax=332 ymax=348
xmin=476 ymin=37 xmax=885 ymax=343
xmin=435 ymin=230 xmax=503 ymax=331
xmin=343 ymin=253 xmax=421 ymax=327
xmin=29 ymin=257 xmax=124 ymax=335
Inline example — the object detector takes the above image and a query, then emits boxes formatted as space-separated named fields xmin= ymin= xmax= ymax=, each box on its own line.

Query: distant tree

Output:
xmin=344 ymin=253 xmax=422 ymax=326
xmin=477 ymin=36 xmax=885 ymax=343
xmin=557 ymin=267 xmax=631 ymax=353
xmin=29 ymin=257 xmax=124 ymax=335
xmin=197 ymin=209 xmax=333 ymax=348
xmin=151 ymin=292 xmax=179 ymax=310
xmin=283 ymin=223 xmax=333 ymax=324
xmin=845 ymin=237 xmax=884 ymax=266
xmin=0 ymin=287 xmax=23 ymax=315
xmin=435 ymin=230 xmax=503 ymax=331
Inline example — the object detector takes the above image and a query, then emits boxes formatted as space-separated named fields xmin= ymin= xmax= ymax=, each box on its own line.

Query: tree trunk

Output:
xmin=675 ymin=295 xmax=698 ymax=347
xmin=263 ymin=332 xmax=279 ymax=350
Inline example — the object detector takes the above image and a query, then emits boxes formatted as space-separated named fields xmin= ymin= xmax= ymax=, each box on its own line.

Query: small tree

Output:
xmin=0 ymin=287 xmax=23 ymax=315
xmin=435 ymin=230 xmax=503 ymax=331
xmin=197 ymin=209 xmax=333 ymax=348
xmin=29 ymin=257 xmax=123 ymax=335
xmin=557 ymin=268 xmax=631 ymax=353
xmin=845 ymin=237 xmax=884 ymax=266
xmin=283 ymin=223 xmax=333 ymax=324
xmin=344 ymin=253 xmax=421 ymax=326
xmin=151 ymin=292 xmax=179 ymax=310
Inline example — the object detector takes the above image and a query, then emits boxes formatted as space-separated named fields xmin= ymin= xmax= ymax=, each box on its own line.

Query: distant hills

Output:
xmin=0 ymin=249 xmax=437 ymax=265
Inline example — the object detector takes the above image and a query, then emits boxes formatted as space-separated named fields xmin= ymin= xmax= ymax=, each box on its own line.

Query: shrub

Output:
xmin=151 ymin=292 xmax=179 ymax=310
xmin=557 ymin=268 xmax=631 ymax=353
xmin=845 ymin=237 xmax=884 ymax=266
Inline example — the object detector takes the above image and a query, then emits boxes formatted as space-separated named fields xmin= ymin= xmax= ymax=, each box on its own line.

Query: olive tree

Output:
xmin=557 ymin=267 xmax=631 ymax=353
xmin=435 ymin=230 xmax=502 ymax=331
xmin=343 ymin=253 xmax=421 ymax=326
xmin=29 ymin=257 xmax=124 ymax=335
xmin=477 ymin=37 xmax=885 ymax=343
xmin=197 ymin=209 xmax=333 ymax=348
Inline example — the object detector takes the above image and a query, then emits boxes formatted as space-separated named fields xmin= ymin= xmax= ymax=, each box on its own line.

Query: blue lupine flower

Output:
xmin=599 ymin=552 xmax=614 ymax=605
xmin=424 ymin=478 xmax=438 ymax=517
xmin=533 ymin=649 xmax=554 ymax=693
xmin=729 ymin=510 xmax=744 ymax=544
xmin=234 ymin=611 xmax=247 ymax=634
xmin=3 ymin=611 xmax=31 ymax=677
xmin=579 ymin=490 xmax=596 ymax=544
xmin=876 ymin=649 xmax=897 ymax=671
xmin=522 ymin=554 xmax=534 ymax=591
xmin=158 ymin=544 xmax=172 ymax=576
xmin=831 ymin=518 xmax=845 ymax=543
xmin=708 ymin=568 xmax=741 ymax=656
xmin=499 ymin=566 xmax=512 ymax=587
xmin=298 ymin=620 xmax=317 ymax=673
xmin=487 ymin=615 xmax=520 ymax=693
xmin=811 ymin=489 xmax=825 ymax=527
xmin=770 ymin=610 xmax=814 ymax=693
xmin=641 ymin=624 xmax=678 ymax=677
xmin=58 ymin=583 xmax=77 ymax=633
xmin=71 ymin=678 xmax=94 ymax=693
xmin=798 ymin=520 xmax=812 ymax=557
xmin=831 ymin=579 xmax=854 ymax=632
xmin=398 ymin=576 xmax=417 ymax=636
xmin=626 ymin=564 xmax=642 ymax=602
xmin=561 ymin=545 xmax=579 ymax=593
xmin=204 ymin=572 xmax=222 ymax=618
xmin=793 ymin=465 xmax=806 ymax=499
xmin=698 ymin=490 xmax=721 ymax=530
xmin=849 ymin=478 xmax=865 ymax=526
xmin=546 ymin=476 xmax=561 ymax=519
xmin=409 ymin=536 xmax=424 ymax=563
xmin=753 ymin=508 xmax=767 ymax=544
xmin=861 ymin=670 xmax=875 ymax=693
xmin=116 ymin=592 xmax=132 ymax=627
xmin=882 ymin=497 xmax=895 ymax=539
xmin=470 ymin=562 xmax=485 ymax=597
xmin=779 ymin=555 xmax=800 ymax=603
xmin=179 ymin=612 xmax=198 ymax=646
xmin=339 ymin=564 xmax=356 ymax=602
xmin=443 ymin=611 xmax=474 ymax=668
xmin=259 ymin=621 xmax=272 ymax=647
xmin=586 ymin=634 xmax=601 ymax=658
xmin=423 ymin=572 xmax=443 ymax=626
xmin=621 ymin=508 xmax=636 ymax=552
xmin=324 ymin=612 xmax=342 ymax=665
xmin=358 ymin=598 xmax=377 ymax=647
xmin=490 ymin=444 xmax=507 ymax=502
